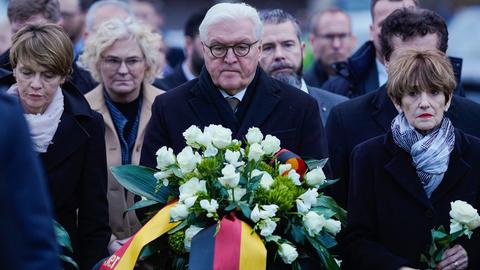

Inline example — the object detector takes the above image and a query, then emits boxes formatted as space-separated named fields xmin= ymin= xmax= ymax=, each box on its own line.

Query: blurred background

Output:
xmin=0 ymin=0 xmax=479 ymax=100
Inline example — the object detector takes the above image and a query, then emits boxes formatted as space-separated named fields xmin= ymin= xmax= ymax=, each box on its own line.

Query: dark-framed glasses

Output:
xmin=101 ymin=56 xmax=145 ymax=70
xmin=203 ymin=40 xmax=259 ymax=58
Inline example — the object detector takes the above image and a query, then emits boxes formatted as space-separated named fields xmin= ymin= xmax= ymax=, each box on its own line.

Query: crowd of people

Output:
xmin=1 ymin=0 xmax=479 ymax=270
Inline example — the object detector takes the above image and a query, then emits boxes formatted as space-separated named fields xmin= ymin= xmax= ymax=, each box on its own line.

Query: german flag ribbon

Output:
xmin=189 ymin=213 xmax=267 ymax=270
xmin=99 ymin=202 xmax=180 ymax=270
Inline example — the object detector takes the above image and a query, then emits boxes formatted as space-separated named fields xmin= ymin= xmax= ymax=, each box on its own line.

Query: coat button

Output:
xmin=425 ymin=209 xmax=434 ymax=218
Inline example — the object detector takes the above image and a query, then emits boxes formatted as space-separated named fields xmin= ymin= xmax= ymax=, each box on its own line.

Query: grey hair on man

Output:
xmin=259 ymin=9 xmax=302 ymax=42
xmin=198 ymin=2 xmax=263 ymax=43
xmin=84 ymin=0 xmax=133 ymax=32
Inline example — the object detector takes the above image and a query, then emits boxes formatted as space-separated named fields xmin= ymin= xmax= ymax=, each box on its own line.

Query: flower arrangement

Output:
xmin=421 ymin=200 xmax=480 ymax=269
xmin=106 ymin=125 xmax=345 ymax=270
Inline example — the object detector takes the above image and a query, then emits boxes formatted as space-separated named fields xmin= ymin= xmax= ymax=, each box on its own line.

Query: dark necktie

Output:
xmin=226 ymin=96 xmax=240 ymax=112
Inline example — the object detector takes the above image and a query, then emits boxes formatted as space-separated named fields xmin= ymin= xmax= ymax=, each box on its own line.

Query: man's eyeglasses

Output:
xmin=203 ymin=40 xmax=259 ymax=58
xmin=101 ymin=56 xmax=145 ymax=71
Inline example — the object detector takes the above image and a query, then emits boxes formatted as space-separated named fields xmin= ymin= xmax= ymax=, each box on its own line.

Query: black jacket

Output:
xmin=304 ymin=61 xmax=331 ymax=89
xmin=140 ymin=67 xmax=329 ymax=167
xmin=322 ymin=41 xmax=465 ymax=98
xmin=326 ymin=85 xmax=480 ymax=208
xmin=153 ymin=63 xmax=189 ymax=91
xmin=343 ymin=129 xmax=480 ymax=269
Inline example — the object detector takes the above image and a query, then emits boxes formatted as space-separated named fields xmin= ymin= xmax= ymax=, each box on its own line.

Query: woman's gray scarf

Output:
xmin=391 ymin=112 xmax=455 ymax=198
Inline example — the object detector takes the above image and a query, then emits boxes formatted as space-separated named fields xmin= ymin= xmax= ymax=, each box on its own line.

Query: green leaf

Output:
xmin=306 ymin=235 xmax=340 ymax=270
xmin=111 ymin=165 xmax=172 ymax=203
xmin=60 ymin=254 xmax=79 ymax=269
xmin=305 ymin=158 xmax=328 ymax=170
xmin=125 ymin=199 xmax=160 ymax=215
xmin=289 ymin=224 xmax=306 ymax=245
xmin=54 ymin=220 xmax=73 ymax=253
xmin=431 ymin=229 xmax=448 ymax=240
xmin=315 ymin=195 xmax=347 ymax=224
xmin=239 ymin=203 xmax=251 ymax=219
xmin=225 ymin=202 xmax=237 ymax=212
xmin=317 ymin=232 xmax=337 ymax=249
xmin=310 ymin=207 xmax=336 ymax=219
xmin=292 ymin=260 xmax=302 ymax=270
xmin=317 ymin=178 xmax=340 ymax=190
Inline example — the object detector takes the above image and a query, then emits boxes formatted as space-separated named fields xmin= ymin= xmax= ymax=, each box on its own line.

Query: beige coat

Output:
xmin=85 ymin=83 xmax=164 ymax=241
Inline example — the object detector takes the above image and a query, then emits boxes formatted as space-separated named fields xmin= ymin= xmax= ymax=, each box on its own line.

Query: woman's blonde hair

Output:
xmin=10 ymin=23 xmax=73 ymax=77
xmin=79 ymin=17 xmax=161 ymax=84
xmin=387 ymin=49 xmax=456 ymax=106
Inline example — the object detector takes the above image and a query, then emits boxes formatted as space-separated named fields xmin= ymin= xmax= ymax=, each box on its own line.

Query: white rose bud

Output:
xmin=278 ymin=164 xmax=292 ymax=175
xmin=183 ymin=125 xmax=203 ymax=148
xmin=248 ymin=143 xmax=265 ymax=162
xmin=305 ymin=167 xmax=326 ymax=187
xmin=183 ymin=196 xmax=198 ymax=207
xmin=246 ymin=127 xmax=264 ymax=144
xmin=299 ymin=188 xmax=319 ymax=207
xmin=153 ymin=170 xmax=172 ymax=181
xmin=324 ymin=219 xmax=342 ymax=236
xmin=225 ymin=150 xmax=244 ymax=167
xmin=261 ymin=135 xmax=281 ymax=155
xmin=155 ymin=146 xmax=176 ymax=170
xmin=303 ymin=211 xmax=326 ymax=237
xmin=296 ymin=199 xmax=310 ymax=213
xmin=228 ymin=187 xmax=246 ymax=202
xmin=206 ymin=124 xmax=232 ymax=149
xmin=200 ymin=199 xmax=219 ymax=218
xmin=278 ymin=243 xmax=298 ymax=264
xmin=170 ymin=203 xmax=189 ymax=221
xmin=218 ymin=164 xmax=240 ymax=188
xmin=450 ymin=200 xmax=480 ymax=231
xmin=288 ymin=170 xmax=301 ymax=186
xmin=179 ymin=177 xmax=207 ymax=202
xmin=184 ymin=225 xmax=203 ymax=252
xmin=260 ymin=219 xmax=277 ymax=237
xmin=251 ymin=204 xmax=262 ymax=223
xmin=252 ymin=169 xmax=274 ymax=190
xmin=204 ymin=144 xmax=218 ymax=157
xmin=177 ymin=146 xmax=201 ymax=173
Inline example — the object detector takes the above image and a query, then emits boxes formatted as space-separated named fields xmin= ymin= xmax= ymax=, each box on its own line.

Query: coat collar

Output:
xmin=370 ymin=85 xmax=398 ymax=132
xmin=383 ymin=129 xmax=470 ymax=209
xmin=189 ymin=66 xmax=280 ymax=137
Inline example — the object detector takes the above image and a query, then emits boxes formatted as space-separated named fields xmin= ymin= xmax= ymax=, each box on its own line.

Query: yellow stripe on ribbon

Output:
xmin=239 ymin=221 xmax=267 ymax=270
xmin=113 ymin=202 xmax=180 ymax=270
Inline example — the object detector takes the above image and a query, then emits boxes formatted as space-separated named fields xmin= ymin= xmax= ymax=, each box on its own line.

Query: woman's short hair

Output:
xmin=10 ymin=23 xmax=73 ymax=77
xmin=387 ymin=49 xmax=456 ymax=105
xmin=198 ymin=2 xmax=263 ymax=43
xmin=79 ymin=17 xmax=161 ymax=84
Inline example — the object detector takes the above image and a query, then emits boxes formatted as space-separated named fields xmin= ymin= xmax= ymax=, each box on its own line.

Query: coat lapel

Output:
xmin=384 ymin=138 xmax=432 ymax=209
xmin=236 ymin=70 xmax=280 ymax=138
xmin=370 ymin=86 xmax=398 ymax=132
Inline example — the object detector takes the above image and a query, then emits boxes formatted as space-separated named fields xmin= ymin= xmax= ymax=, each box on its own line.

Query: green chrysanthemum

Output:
xmin=197 ymin=157 xmax=222 ymax=179
xmin=168 ymin=230 xmax=186 ymax=255
xmin=255 ymin=175 xmax=301 ymax=212
xmin=257 ymin=161 xmax=276 ymax=176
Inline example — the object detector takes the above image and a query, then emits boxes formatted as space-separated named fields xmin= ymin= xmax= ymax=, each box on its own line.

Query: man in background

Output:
xmin=304 ymin=8 xmax=356 ymax=88
xmin=259 ymin=9 xmax=347 ymax=125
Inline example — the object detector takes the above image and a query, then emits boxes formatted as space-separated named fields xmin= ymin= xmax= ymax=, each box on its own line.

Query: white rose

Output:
xmin=183 ymin=125 xmax=203 ymax=148
xmin=296 ymin=199 xmax=310 ymax=213
xmin=228 ymin=187 xmax=246 ymax=202
xmin=218 ymin=164 xmax=240 ymax=188
xmin=204 ymin=144 xmax=218 ymax=157
xmin=450 ymin=200 xmax=480 ymax=231
xmin=288 ymin=170 xmax=301 ymax=186
xmin=225 ymin=150 xmax=244 ymax=167
xmin=305 ymin=167 xmax=326 ymax=187
xmin=170 ymin=203 xmax=189 ymax=221
xmin=251 ymin=204 xmax=262 ymax=223
xmin=177 ymin=146 xmax=201 ymax=173
xmin=246 ymin=127 xmax=264 ymax=144
xmin=260 ymin=219 xmax=277 ymax=237
xmin=183 ymin=196 xmax=198 ymax=207
xmin=278 ymin=243 xmax=298 ymax=264
xmin=251 ymin=204 xmax=278 ymax=222
xmin=252 ymin=169 xmax=274 ymax=190
xmin=184 ymin=225 xmax=203 ymax=252
xmin=324 ymin=218 xmax=342 ymax=236
xmin=155 ymin=146 xmax=176 ymax=170
xmin=279 ymin=164 xmax=292 ymax=175
xmin=153 ymin=170 xmax=172 ymax=181
xmin=179 ymin=177 xmax=207 ymax=202
xmin=261 ymin=135 xmax=281 ymax=155
xmin=248 ymin=143 xmax=265 ymax=162
xmin=303 ymin=211 xmax=326 ymax=237
xmin=206 ymin=124 xmax=232 ymax=149
xmin=200 ymin=199 xmax=219 ymax=217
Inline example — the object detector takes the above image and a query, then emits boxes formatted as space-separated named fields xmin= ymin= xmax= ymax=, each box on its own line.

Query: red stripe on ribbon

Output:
xmin=213 ymin=215 xmax=242 ymax=270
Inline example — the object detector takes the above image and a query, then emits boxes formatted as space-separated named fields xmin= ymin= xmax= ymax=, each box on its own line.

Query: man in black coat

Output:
xmin=0 ymin=92 xmax=60 ymax=270
xmin=141 ymin=3 xmax=328 ymax=167
xmin=326 ymin=8 xmax=480 ymax=208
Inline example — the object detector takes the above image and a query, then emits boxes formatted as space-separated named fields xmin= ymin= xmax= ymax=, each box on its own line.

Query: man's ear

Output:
xmin=301 ymin=41 xmax=306 ymax=59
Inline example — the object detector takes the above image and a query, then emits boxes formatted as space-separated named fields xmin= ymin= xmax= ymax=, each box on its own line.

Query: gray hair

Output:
xmin=199 ymin=2 xmax=263 ymax=43
xmin=85 ymin=0 xmax=133 ymax=32
xmin=259 ymin=9 xmax=302 ymax=42
xmin=78 ymin=17 xmax=161 ymax=84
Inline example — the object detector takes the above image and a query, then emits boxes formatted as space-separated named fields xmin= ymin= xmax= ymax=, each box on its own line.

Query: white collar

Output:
xmin=182 ymin=61 xmax=197 ymax=81
xmin=376 ymin=58 xmax=388 ymax=86
xmin=219 ymin=88 xmax=247 ymax=101
xmin=299 ymin=79 xmax=309 ymax=94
